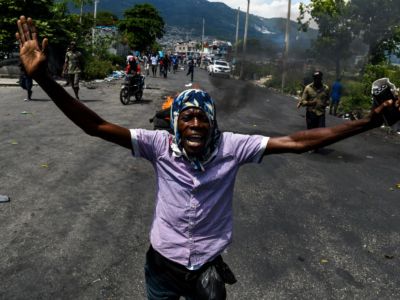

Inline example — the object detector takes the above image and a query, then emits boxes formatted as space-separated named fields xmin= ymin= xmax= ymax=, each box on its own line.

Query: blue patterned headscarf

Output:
xmin=170 ymin=89 xmax=221 ymax=171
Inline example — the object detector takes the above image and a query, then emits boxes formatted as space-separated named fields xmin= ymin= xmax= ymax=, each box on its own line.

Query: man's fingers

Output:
xmin=42 ymin=38 xmax=49 ymax=54
xmin=17 ymin=19 xmax=26 ymax=44
xmin=23 ymin=22 xmax=31 ymax=41
xmin=19 ymin=15 xmax=32 ymax=41
xmin=27 ymin=18 xmax=37 ymax=43
xmin=15 ymin=32 xmax=22 ymax=48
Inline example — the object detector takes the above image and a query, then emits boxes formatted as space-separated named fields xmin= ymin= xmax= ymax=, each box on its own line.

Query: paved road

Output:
xmin=1 ymin=66 xmax=400 ymax=299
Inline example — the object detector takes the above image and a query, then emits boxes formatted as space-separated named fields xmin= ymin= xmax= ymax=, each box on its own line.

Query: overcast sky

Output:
xmin=207 ymin=0 xmax=310 ymax=20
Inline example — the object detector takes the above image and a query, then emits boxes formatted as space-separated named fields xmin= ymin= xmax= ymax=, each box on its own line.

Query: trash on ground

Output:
xmin=20 ymin=111 xmax=31 ymax=115
xmin=10 ymin=140 xmax=18 ymax=145
xmin=396 ymin=183 xmax=400 ymax=189
xmin=384 ymin=254 xmax=394 ymax=259
xmin=104 ymin=70 xmax=125 ymax=82
xmin=41 ymin=163 xmax=49 ymax=168
xmin=0 ymin=195 xmax=10 ymax=203
xmin=366 ymin=155 xmax=374 ymax=159
xmin=320 ymin=259 xmax=329 ymax=264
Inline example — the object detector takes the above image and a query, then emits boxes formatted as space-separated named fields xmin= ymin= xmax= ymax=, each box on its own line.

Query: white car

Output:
xmin=207 ymin=60 xmax=231 ymax=77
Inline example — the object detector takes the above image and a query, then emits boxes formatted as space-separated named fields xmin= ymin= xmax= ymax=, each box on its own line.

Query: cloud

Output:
xmin=208 ymin=0 xmax=309 ymax=21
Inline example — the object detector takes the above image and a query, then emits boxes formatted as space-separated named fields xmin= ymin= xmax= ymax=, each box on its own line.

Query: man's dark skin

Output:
xmin=16 ymin=16 xmax=400 ymax=159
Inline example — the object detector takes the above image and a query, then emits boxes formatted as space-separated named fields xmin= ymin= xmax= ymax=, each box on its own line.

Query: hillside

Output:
xmin=82 ymin=0 xmax=317 ymax=48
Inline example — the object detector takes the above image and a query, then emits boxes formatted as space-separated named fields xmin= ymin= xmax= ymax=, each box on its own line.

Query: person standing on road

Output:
xmin=19 ymin=61 xmax=33 ymax=101
xmin=298 ymin=71 xmax=330 ymax=129
xmin=186 ymin=58 xmax=194 ymax=83
xmin=330 ymin=78 xmax=343 ymax=116
xmin=63 ymin=41 xmax=82 ymax=100
xmin=162 ymin=55 xmax=169 ymax=78
xmin=62 ymin=46 xmax=71 ymax=87
xmin=172 ymin=55 xmax=178 ymax=74
xmin=150 ymin=53 xmax=158 ymax=77
xmin=16 ymin=16 xmax=400 ymax=300
xmin=143 ymin=53 xmax=150 ymax=76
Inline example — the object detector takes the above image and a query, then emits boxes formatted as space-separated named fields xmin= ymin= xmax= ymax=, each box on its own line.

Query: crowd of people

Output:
xmin=125 ymin=51 xmax=195 ymax=84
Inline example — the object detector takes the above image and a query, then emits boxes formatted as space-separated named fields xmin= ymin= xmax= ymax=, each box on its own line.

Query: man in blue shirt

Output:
xmin=330 ymin=78 xmax=343 ymax=116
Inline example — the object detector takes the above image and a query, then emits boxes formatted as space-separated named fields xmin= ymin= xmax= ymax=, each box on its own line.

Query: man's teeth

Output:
xmin=187 ymin=136 xmax=202 ymax=141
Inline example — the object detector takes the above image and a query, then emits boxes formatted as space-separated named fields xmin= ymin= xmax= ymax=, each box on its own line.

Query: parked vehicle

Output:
xmin=207 ymin=60 xmax=231 ymax=77
xmin=120 ymin=74 xmax=145 ymax=105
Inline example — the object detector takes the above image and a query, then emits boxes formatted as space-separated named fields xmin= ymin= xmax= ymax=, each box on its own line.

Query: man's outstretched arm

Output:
xmin=265 ymin=99 xmax=400 ymax=155
xmin=16 ymin=16 xmax=132 ymax=150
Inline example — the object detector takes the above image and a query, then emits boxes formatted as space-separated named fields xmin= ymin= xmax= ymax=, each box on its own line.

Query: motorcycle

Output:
xmin=120 ymin=74 xmax=145 ymax=105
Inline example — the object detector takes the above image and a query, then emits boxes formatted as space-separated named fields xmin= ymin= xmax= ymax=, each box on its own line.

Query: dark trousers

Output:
xmin=20 ymin=75 xmax=33 ymax=99
xmin=145 ymin=246 xmax=227 ymax=300
xmin=187 ymin=70 xmax=194 ymax=82
xmin=329 ymin=101 xmax=340 ymax=116
xmin=306 ymin=111 xmax=325 ymax=129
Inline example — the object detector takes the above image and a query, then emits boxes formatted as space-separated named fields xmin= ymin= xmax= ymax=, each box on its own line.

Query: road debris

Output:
xmin=320 ymin=259 xmax=329 ymax=264
xmin=0 ymin=195 xmax=10 ymax=203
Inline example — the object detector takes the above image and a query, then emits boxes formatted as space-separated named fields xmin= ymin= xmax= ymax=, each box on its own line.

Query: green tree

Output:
xmin=0 ymin=0 xmax=54 ymax=55
xmin=298 ymin=0 xmax=353 ymax=79
xmin=118 ymin=4 xmax=165 ymax=52
xmin=349 ymin=0 xmax=400 ymax=64
xmin=96 ymin=11 xmax=118 ymax=26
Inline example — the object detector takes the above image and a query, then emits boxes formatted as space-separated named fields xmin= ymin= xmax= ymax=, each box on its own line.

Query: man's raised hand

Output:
xmin=16 ymin=16 xmax=48 ymax=78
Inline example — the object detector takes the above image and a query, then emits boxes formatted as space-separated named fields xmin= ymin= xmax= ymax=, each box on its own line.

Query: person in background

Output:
xmin=19 ymin=61 xmax=33 ymax=101
xmin=172 ymin=55 xmax=178 ymax=74
xmin=330 ymin=78 xmax=343 ymax=116
xmin=63 ymin=41 xmax=82 ymax=100
xmin=162 ymin=55 xmax=169 ymax=78
xmin=142 ymin=53 xmax=150 ymax=76
xmin=186 ymin=57 xmax=195 ymax=84
xmin=62 ymin=46 xmax=71 ymax=87
xmin=150 ymin=53 xmax=158 ymax=77
xmin=298 ymin=71 xmax=330 ymax=129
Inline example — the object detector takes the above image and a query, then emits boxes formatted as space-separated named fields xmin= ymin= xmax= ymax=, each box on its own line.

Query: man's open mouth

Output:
xmin=184 ymin=135 xmax=205 ymax=146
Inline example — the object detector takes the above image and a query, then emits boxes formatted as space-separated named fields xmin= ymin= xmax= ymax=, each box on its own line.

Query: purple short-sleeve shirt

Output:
xmin=130 ymin=129 xmax=269 ymax=268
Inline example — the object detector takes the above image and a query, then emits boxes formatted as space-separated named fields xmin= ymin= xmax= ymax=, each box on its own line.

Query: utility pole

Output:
xmin=202 ymin=17 xmax=205 ymax=53
xmin=240 ymin=0 xmax=249 ymax=80
xmin=79 ymin=0 xmax=84 ymax=24
xmin=235 ymin=7 xmax=240 ymax=59
xmin=281 ymin=0 xmax=291 ymax=92
xmin=92 ymin=0 xmax=99 ymax=54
